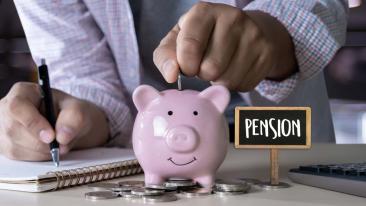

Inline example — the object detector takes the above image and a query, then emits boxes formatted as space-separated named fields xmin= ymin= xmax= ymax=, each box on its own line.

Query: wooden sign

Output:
xmin=234 ymin=106 xmax=311 ymax=188
xmin=235 ymin=107 xmax=311 ymax=149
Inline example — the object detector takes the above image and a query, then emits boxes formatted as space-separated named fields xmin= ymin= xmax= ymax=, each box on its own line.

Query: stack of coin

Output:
xmin=87 ymin=182 xmax=122 ymax=191
xmin=180 ymin=188 xmax=212 ymax=198
xmin=85 ymin=191 xmax=119 ymax=201
xmin=165 ymin=178 xmax=198 ymax=190
xmin=131 ymin=187 xmax=165 ymax=196
xmin=143 ymin=194 xmax=178 ymax=203
xmin=86 ymin=180 xmax=179 ymax=203
xmin=145 ymin=183 xmax=178 ymax=194
xmin=85 ymin=178 xmax=251 ymax=202
xmin=213 ymin=179 xmax=251 ymax=196
xmin=118 ymin=180 xmax=145 ymax=188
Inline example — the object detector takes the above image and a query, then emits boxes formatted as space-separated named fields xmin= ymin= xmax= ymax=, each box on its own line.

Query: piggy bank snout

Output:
xmin=165 ymin=126 xmax=198 ymax=153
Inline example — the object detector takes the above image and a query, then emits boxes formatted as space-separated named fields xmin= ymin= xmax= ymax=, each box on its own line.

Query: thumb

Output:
xmin=55 ymin=99 xmax=89 ymax=146
xmin=153 ymin=25 xmax=180 ymax=83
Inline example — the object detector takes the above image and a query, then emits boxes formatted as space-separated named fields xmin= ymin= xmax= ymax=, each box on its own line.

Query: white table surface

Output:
xmin=0 ymin=143 xmax=365 ymax=206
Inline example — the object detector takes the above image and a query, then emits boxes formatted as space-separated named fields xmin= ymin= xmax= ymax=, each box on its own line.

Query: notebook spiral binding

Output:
xmin=47 ymin=159 xmax=142 ymax=190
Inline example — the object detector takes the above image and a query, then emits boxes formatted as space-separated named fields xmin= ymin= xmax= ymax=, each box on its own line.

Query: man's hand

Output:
xmin=154 ymin=2 xmax=297 ymax=91
xmin=0 ymin=82 xmax=109 ymax=161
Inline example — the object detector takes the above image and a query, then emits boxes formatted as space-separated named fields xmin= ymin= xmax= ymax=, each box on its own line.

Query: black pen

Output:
xmin=38 ymin=59 xmax=60 ymax=167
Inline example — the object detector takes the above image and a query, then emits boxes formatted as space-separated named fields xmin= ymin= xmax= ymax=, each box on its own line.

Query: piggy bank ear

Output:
xmin=133 ymin=85 xmax=161 ymax=111
xmin=199 ymin=85 xmax=230 ymax=113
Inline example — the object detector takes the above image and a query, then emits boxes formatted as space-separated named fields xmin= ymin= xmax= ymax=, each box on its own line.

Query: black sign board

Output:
xmin=235 ymin=107 xmax=311 ymax=149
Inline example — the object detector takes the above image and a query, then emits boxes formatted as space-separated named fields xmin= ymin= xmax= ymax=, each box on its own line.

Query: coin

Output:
xmin=111 ymin=186 xmax=133 ymax=192
xmin=215 ymin=179 xmax=250 ymax=192
xmin=85 ymin=191 xmax=119 ymax=201
xmin=177 ymin=74 xmax=182 ymax=91
xmin=118 ymin=180 xmax=145 ymax=187
xmin=143 ymin=194 xmax=178 ymax=203
xmin=180 ymin=188 xmax=212 ymax=197
xmin=131 ymin=187 xmax=165 ymax=196
xmin=87 ymin=182 xmax=120 ymax=191
xmin=165 ymin=179 xmax=197 ymax=188
xmin=214 ymin=185 xmax=249 ymax=192
xmin=164 ymin=188 xmax=178 ymax=194
xmin=213 ymin=189 xmax=247 ymax=196
xmin=119 ymin=191 xmax=141 ymax=199
xmin=168 ymin=177 xmax=191 ymax=181
xmin=215 ymin=179 xmax=244 ymax=187
xmin=145 ymin=184 xmax=177 ymax=190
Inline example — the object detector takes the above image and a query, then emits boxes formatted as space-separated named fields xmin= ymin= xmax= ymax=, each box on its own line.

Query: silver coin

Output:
xmin=111 ymin=186 xmax=133 ymax=192
xmin=145 ymin=183 xmax=178 ymax=191
xmin=165 ymin=179 xmax=196 ymax=187
xmin=180 ymin=188 xmax=212 ymax=197
xmin=177 ymin=74 xmax=182 ymax=91
xmin=118 ymin=180 xmax=145 ymax=187
xmin=215 ymin=184 xmax=250 ymax=192
xmin=143 ymin=194 xmax=178 ymax=203
xmin=215 ymin=179 xmax=244 ymax=187
xmin=131 ymin=187 xmax=165 ymax=196
xmin=213 ymin=189 xmax=247 ymax=196
xmin=168 ymin=177 xmax=191 ymax=181
xmin=215 ymin=179 xmax=250 ymax=192
xmin=119 ymin=191 xmax=141 ymax=199
xmin=164 ymin=188 xmax=178 ymax=194
xmin=87 ymin=182 xmax=120 ymax=191
xmin=85 ymin=191 xmax=119 ymax=201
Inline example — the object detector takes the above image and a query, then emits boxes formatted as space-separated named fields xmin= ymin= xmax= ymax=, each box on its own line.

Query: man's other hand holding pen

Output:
xmin=0 ymin=82 xmax=109 ymax=161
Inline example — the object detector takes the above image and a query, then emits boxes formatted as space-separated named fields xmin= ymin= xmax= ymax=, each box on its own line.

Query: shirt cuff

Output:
xmin=244 ymin=0 xmax=343 ymax=102
xmin=53 ymin=84 xmax=133 ymax=148
xmin=254 ymin=73 xmax=299 ymax=103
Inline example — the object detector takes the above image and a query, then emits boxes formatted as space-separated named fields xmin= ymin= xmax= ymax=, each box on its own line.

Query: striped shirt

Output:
xmin=14 ymin=0 xmax=348 ymax=146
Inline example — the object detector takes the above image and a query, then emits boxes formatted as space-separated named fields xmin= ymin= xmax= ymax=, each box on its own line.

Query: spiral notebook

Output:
xmin=0 ymin=148 xmax=142 ymax=192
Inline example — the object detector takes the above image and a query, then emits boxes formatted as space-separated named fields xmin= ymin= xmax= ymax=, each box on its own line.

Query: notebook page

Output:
xmin=0 ymin=148 xmax=136 ymax=181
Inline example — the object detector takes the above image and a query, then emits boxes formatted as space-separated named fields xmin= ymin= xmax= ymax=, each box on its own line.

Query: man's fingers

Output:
xmin=7 ymin=82 xmax=42 ymax=105
xmin=55 ymin=97 xmax=89 ymax=145
xmin=6 ymin=95 xmax=55 ymax=144
xmin=55 ymin=107 xmax=87 ymax=145
xmin=153 ymin=25 xmax=180 ymax=83
xmin=176 ymin=2 xmax=216 ymax=76
xmin=199 ymin=9 xmax=243 ymax=81
xmin=213 ymin=34 xmax=258 ymax=90
xmin=236 ymin=48 xmax=273 ymax=91
xmin=0 ymin=122 xmax=50 ymax=161
xmin=3 ymin=142 xmax=50 ymax=161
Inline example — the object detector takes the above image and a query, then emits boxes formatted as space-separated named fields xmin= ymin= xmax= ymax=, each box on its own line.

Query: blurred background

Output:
xmin=325 ymin=0 xmax=366 ymax=144
xmin=0 ymin=0 xmax=365 ymax=143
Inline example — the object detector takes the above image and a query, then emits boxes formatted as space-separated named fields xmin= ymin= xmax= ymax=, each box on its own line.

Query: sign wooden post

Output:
xmin=270 ymin=149 xmax=279 ymax=185
xmin=235 ymin=107 xmax=311 ymax=189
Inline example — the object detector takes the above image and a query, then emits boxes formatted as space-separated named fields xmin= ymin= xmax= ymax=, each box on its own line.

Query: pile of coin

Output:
xmin=213 ymin=179 xmax=251 ymax=196
xmin=85 ymin=178 xmax=251 ymax=203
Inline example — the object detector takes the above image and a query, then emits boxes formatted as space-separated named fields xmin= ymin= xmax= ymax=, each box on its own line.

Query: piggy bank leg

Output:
xmin=144 ymin=173 xmax=165 ymax=186
xmin=195 ymin=175 xmax=215 ymax=188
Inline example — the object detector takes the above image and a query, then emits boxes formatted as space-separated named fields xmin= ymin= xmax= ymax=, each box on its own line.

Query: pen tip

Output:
xmin=41 ymin=58 xmax=46 ymax=65
xmin=50 ymin=148 xmax=60 ymax=167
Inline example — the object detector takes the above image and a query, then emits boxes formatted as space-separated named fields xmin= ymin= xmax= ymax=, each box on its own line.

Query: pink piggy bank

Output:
xmin=132 ymin=84 xmax=230 ymax=188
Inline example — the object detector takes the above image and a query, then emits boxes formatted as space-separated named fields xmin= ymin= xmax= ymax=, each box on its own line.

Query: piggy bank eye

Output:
xmin=168 ymin=111 xmax=173 ymax=116
xmin=193 ymin=111 xmax=198 ymax=116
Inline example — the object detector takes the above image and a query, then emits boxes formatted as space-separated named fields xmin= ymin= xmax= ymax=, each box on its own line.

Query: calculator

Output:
xmin=288 ymin=163 xmax=366 ymax=197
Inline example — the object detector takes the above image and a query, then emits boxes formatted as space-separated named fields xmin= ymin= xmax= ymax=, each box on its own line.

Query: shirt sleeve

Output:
xmin=242 ymin=0 xmax=348 ymax=103
xmin=14 ymin=0 xmax=134 ymax=147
